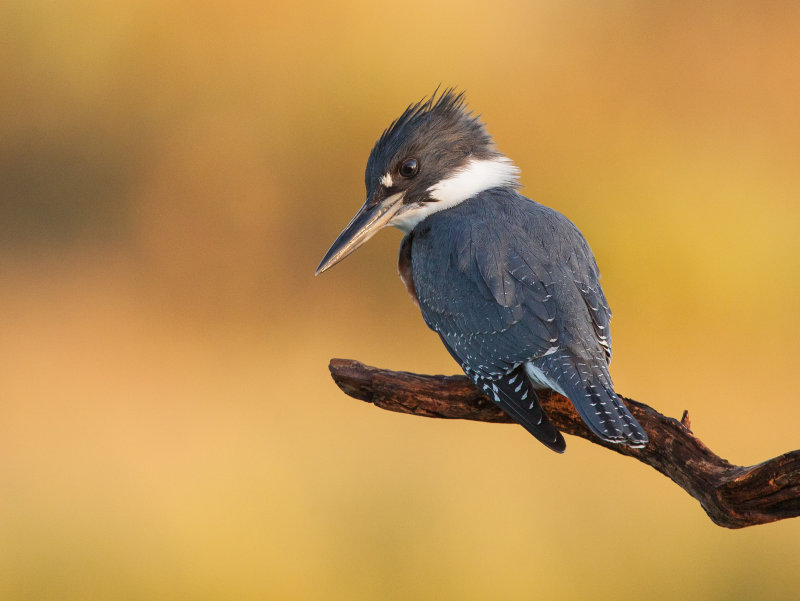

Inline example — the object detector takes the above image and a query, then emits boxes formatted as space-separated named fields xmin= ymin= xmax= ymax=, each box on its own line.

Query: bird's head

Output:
xmin=316 ymin=89 xmax=519 ymax=275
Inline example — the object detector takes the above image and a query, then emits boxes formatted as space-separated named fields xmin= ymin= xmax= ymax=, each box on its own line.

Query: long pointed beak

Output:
xmin=315 ymin=193 xmax=404 ymax=275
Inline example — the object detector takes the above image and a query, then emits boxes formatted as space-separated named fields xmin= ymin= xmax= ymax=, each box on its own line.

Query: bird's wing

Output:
xmin=471 ymin=366 xmax=566 ymax=453
xmin=412 ymin=191 xmax=647 ymax=447
xmin=412 ymin=195 xmax=576 ymax=379
xmin=436 ymin=333 xmax=565 ymax=452
xmin=566 ymin=243 xmax=613 ymax=362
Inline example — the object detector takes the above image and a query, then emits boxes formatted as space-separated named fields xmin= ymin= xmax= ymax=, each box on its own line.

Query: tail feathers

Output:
xmin=472 ymin=367 xmax=566 ymax=453
xmin=533 ymin=354 xmax=648 ymax=447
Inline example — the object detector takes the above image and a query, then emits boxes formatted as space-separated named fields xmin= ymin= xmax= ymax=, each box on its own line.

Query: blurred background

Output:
xmin=2 ymin=1 xmax=800 ymax=599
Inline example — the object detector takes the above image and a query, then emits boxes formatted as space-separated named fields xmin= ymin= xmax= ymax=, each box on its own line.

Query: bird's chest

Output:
xmin=404 ymin=221 xmax=478 ymax=315
xmin=397 ymin=233 xmax=419 ymax=308
xmin=400 ymin=224 xmax=458 ymax=312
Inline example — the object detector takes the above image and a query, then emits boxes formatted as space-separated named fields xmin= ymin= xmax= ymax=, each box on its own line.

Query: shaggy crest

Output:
xmin=364 ymin=88 xmax=499 ymax=189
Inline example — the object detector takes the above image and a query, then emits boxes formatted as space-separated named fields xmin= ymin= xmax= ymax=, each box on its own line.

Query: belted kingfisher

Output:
xmin=316 ymin=90 xmax=648 ymax=453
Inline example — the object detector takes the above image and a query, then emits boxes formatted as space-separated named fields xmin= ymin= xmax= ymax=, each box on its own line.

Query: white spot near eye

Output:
xmin=381 ymin=173 xmax=393 ymax=188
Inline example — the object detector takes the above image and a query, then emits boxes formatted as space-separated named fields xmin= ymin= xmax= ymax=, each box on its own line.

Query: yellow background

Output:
xmin=2 ymin=2 xmax=799 ymax=599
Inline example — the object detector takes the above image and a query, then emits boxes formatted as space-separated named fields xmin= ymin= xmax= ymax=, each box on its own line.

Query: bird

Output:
xmin=315 ymin=89 xmax=648 ymax=453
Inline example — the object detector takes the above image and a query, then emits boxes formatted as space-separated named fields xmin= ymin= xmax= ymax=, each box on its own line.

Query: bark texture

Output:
xmin=328 ymin=358 xmax=800 ymax=529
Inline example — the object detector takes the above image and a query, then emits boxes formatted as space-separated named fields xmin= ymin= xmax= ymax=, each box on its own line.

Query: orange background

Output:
xmin=2 ymin=2 xmax=799 ymax=599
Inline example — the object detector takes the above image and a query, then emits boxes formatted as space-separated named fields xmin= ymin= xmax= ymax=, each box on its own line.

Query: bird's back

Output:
xmin=409 ymin=188 xmax=647 ymax=447
xmin=410 ymin=188 xmax=605 ymax=370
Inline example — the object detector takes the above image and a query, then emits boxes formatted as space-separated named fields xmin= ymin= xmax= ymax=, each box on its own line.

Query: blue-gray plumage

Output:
xmin=406 ymin=188 xmax=647 ymax=450
xmin=316 ymin=89 xmax=648 ymax=452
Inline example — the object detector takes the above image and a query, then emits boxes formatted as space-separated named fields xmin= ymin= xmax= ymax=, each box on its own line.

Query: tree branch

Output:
xmin=328 ymin=358 xmax=800 ymax=529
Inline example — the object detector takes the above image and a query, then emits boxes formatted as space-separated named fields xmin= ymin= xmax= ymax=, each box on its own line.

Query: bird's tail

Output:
xmin=532 ymin=353 xmax=648 ymax=447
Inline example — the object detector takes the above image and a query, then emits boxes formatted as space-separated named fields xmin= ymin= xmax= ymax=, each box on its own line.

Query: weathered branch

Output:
xmin=328 ymin=358 xmax=800 ymax=529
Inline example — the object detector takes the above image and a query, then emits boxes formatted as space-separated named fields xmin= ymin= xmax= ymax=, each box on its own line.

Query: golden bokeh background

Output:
xmin=2 ymin=2 xmax=800 ymax=599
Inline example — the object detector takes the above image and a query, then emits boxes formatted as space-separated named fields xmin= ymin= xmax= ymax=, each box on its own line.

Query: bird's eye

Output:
xmin=399 ymin=158 xmax=419 ymax=178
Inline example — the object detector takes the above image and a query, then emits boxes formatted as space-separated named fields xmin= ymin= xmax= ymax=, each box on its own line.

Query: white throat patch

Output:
xmin=428 ymin=156 xmax=519 ymax=204
xmin=388 ymin=156 xmax=520 ymax=233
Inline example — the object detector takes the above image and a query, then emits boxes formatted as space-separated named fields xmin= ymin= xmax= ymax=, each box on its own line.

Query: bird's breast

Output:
xmin=397 ymin=233 xmax=419 ymax=308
